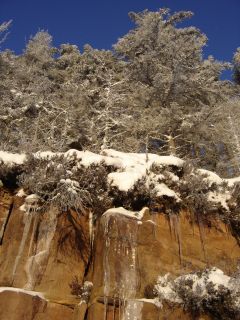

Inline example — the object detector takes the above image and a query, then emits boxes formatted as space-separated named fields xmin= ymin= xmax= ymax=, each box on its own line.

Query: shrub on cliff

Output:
xmin=155 ymin=268 xmax=240 ymax=320
xmin=69 ymin=276 xmax=93 ymax=302
xmin=0 ymin=161 xmax=22 ymax=189
xmin=144 ymin=283 xmax=158 ymax=299
xmin=176 ymin=278 xmax=240 ymax=319
xmin=18 ymin=153 xmax=111 ymax=214
xmin=0 ymin=147 xmax=239 ymax=231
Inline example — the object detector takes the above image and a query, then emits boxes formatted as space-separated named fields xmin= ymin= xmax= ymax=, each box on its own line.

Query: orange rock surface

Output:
xmin=0 ymin=189 xmax=239 ymax=319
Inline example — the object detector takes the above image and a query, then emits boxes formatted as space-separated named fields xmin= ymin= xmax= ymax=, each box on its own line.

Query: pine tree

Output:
xmin=233 ymin=48 xmax=240 ymax=85
xmin=114 ymin=9 xmax=233 ymax=166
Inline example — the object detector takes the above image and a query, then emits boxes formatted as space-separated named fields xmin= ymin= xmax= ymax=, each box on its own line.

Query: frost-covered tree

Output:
xmin=0 ymin=31 xmax=66 ymax=152
xmin=0 ymin=21 xmax=11 ymax=46
xmin=114 ymin=9 xmax=233 ymax=166
xmin=207 ymin=99 xmax=240 ymax=176
xmin=24 ymin=31 xmax=55 ymax=66
xmin=62 ymin=45 xmax=135 ymax=152
xmin=114 ymin=9 xmax=229 ymax=108
xmin=0 ymin=21 xmax=13 ymax=110
xmin=233 ymin=48 xmax=240 ymax=85
xmin=0 ymin=9 xmax=238 ymax=175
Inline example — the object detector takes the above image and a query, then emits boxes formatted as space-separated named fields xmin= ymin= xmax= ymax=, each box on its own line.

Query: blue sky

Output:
xmin=1 ymin=0 xmax=240 ymax=64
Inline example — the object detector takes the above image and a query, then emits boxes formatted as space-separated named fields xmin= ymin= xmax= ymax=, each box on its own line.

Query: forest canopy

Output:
xmin=0 ymin=8 xmax=240 ymax=177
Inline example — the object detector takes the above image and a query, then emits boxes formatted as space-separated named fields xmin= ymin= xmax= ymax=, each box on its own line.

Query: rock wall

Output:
xmin=0 ymin=188 xmax=90 ymax=319
xmin=0 ymin=188 xmax=239 ymax=319
xmin=0 ymin=289 xmax=74 ymax=320
xmin=88 ymin=209 xmax=239 ymax=320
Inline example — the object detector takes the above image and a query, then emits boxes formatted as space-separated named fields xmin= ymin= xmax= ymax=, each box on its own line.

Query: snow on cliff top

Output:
xmin=1 ymin=148 xmax=239 ymax=206
xmin=0 ymin=148 xmax=201 ymax=173
xmin=0 ymin=149 xmax=183 ymax=199
xmin=0 ymin=151 xmax=26 ymax=165
xmin=67 ymin=149 xmax=183 ymax=199
xmin=65 ymin=148 xmax=183 ymax=169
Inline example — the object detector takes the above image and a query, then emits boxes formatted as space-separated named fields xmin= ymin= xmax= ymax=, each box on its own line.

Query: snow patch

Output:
xmin=155 ymin=273 xmax=181 ymax=306
xmin=198 ymin=169 xmax=223 ymax=185
xmin=103 ymin=207 xmax=148 ymax=221
xmin=35 ymin=151 xmax=58 ymax=159
xmin=207 ymin=191 xmax=231 ymax=210
xmin=16 ymin=189 xmax=27 ymax=197
xmin=108 ymin=170 xmax=145 ymax=192
xmin=226 ymin=176 xmax=240 ymax=187
xmin=0 ymin=151 xmax=26 ymax=166
xmin=102 ymin=149 xmax=184 ymax=167
xmin=1 ymin=148 xmax=240 ymax=211
xmin=136 ymin=298 xmax=162 ymax=308
xmin=155 ymin=183 xmax=181 ymax=201
xmin=20 ymin=194 xmax=41 ymax=212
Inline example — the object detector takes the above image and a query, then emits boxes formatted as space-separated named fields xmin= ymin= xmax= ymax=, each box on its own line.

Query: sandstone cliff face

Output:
xmin=88 ymin=209 xmax=239 ymax=320
xmin=0 ymin=188 xmax=90 ymax=319
xmin=0 ymin=188 xmax=239 ymax=320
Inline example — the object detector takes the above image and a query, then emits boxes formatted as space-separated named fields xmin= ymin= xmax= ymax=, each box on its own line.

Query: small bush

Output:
xmin=69 ymin=277 xmax=93 ymax=303
xmin=174 ymin=269 xmax=240 ymax=320
xmin=69 ymin=276 xmax=82 ymax=296
xmin=18 ymin=153 xmax=111 ymax=215
xmin=0 ymin=161 xmax=21 ymax=189
xmin=155 ymin=268 xmax=240 ymax=320
xmin=69 ymin=276 xmax=82 ymax=297
xmin=144 ymin=283 xmax=158 ymax=299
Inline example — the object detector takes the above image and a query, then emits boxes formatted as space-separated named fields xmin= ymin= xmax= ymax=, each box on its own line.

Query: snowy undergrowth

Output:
xmin=154 ymin=268 xmax=240 ymax=319
xmin=0 ymin=149 xmax=240 ymax=219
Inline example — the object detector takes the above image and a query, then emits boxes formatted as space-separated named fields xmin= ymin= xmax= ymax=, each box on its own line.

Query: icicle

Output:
xmin=103 ymin=214 xmax=111 ymax=320
xmin=176 ymin=215 xmax=182 ymax=265
xmin=226 ymin=222 xmax=233 ymax=237
xmin=27 ymin=213 xmax=39 ymax=257
xmin=169 ymin=213 xmax=182 ymax=264
xmin=190 ymin=211 xmax=195 ymax=237
xmin=12 ymin=208 xmax=33 ymax=282
xmin=119 ymin=298 xmax=121 ymax=320
xmin=102 ymin=211 xmax=142 ymax=320
xmin=89 ymin=210 xmax=94 ymax=249
xmin=112 ymin=297 xmax=115 ymax=320
xmin=149 ymin=213 xmax=158 ymax=241
xmin=168 ymin=214 xmax=174 ymax=239
xmin=196 ymin=213 xmax=207 ymax=263
xmin=121 ymin=299 xmax=143 ymax=320
xmin=24 ymin=208 xmax=58 ymax=290
xmin=0 ymin=202 xmax=13 ymax=245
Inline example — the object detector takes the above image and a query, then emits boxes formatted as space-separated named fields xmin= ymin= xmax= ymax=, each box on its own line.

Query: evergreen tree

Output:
xmin=114 ymin=9 xmax=233 ymax=166
xmin=233 ymin=48 xmax=240 ymax=85
xmin=0 ymin=10 xmax=238 ymax=175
